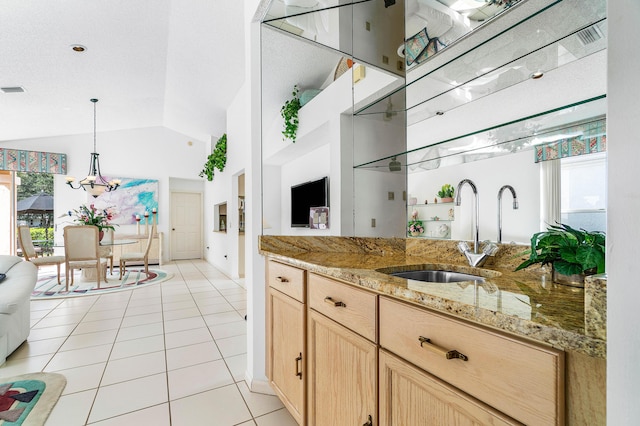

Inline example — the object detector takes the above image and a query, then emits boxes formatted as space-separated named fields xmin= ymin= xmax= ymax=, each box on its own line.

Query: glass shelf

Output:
xmin=411 ymin=202 xmax=454 ymax=206
xmin=355 ymin=0 xmax=607 ymax=124
xmin=262 ymin=0 xmax=356 ymax=23
xmin=408 ymin=235 xmax=450 ymax=240
xmin=262 ymin=0 xmax=526 ymax=73
xmin=354 ymin=95 xmax=606 ymax=172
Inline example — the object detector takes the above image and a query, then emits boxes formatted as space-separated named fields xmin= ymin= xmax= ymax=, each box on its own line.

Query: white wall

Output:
xmin=354 ymin=168 xmax=407 ymax=237
xmin=0 ymin=126 xmax=206 ymax=261
xmin=262 ymin=165 xmax=282 ymax=235
xmin=262 ymin=71 xmax=351 ymax=236
xmin=408 ymin=150 xmax=539 ymax=244
xmin=246 ymin=0 xmax=269 ymax=395
xmin=607 ymin=0 xmax=640 ymax=422
xmin=279 ymin=139 xmax=333 ymax=235
xmin=203 ymin=85 xmax=249 ymax=278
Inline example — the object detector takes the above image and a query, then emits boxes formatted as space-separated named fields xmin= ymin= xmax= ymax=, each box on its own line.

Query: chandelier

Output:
xmin=65 ymin=98 xmax=120 ymax=198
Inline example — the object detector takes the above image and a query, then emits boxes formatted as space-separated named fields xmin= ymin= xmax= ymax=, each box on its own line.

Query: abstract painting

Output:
xmin=90 ymin=177 xmax=158 ymax=225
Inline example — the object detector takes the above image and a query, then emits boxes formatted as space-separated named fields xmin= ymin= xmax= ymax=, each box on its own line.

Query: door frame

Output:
xmin=0 ymin=171 xmax=18 ymax=255
xmin=169 ymin=190 xmax=203 ymax=261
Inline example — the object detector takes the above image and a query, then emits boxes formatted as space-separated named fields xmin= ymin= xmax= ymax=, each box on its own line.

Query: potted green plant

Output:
xmin=515 ymin=223 xmax=605 ymax=287
xmin=281 ymin=85 xmax=301 ymax=143
xmin=199 ymin=133 xmax=227 ymax=181
xmin=437 ymin=184 xmax=455 ymax=203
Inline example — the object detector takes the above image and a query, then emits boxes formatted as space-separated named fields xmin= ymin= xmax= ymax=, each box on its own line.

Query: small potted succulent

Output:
xmin=515 ymin=223 xmax=605 ymax=287
xmin=437 ymin=184 xmax=455 ymax=203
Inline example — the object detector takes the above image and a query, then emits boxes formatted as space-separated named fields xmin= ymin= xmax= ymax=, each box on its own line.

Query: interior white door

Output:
xmin=170 ymin=191 xmax=202 ymax=260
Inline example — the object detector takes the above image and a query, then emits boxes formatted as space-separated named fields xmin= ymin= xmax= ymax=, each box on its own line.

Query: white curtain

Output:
xmin=539 ymin=159 xmax=561 ymax=230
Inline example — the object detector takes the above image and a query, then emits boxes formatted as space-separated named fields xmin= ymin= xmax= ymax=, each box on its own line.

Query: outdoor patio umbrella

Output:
xmin=17 ymin=193 xmax=54 ymax=214
xmin=17 ymin=193 xmax=54 ymax=248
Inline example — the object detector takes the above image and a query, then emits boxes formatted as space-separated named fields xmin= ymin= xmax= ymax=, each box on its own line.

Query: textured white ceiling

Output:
xmin=0 ymin=0 xmax=245 ymax=143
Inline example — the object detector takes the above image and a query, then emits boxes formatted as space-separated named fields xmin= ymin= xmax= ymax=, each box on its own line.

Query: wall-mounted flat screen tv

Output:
xmin=291 ymin=176 xmax=329 ymax=227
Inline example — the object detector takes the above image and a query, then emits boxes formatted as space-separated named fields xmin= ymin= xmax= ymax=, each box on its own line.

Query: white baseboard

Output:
xmin=245 ymin=371 xmax=274 ymax=395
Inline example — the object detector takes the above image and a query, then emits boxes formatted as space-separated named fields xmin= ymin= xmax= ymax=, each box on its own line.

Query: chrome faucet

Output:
xmin=455 ymin=179 xmax=498 ymax=267
xmin=497 ymin=185 xmax=519 ymax=243
xmin=455 ymin=179 xmax=479 ymax=253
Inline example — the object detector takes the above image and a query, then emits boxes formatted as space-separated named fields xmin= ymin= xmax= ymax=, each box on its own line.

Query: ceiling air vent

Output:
xmin=576 ymin=25 xmax=603 ymax=46
xmin=1 ymin=86 xmax=25 ymax=93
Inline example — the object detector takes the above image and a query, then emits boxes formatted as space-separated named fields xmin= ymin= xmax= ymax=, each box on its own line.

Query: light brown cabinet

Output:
xmin=307 ymin=272 xmax=377 ymax=425
xmin=379 ymin=297 xmax=564 ymax=425
xmin=265 ymin=259 xmax=569 ymax=425
xmin=379 ymin=349 xmax=519 ymax=426
xmin=266 ymin=261 xmax=307 ymax=425
xmin=307 ymin=309 xmax=377 ymax=426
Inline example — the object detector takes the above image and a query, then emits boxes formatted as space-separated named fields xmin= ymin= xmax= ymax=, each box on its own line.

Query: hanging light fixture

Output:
xmin=65 ymin=98 xmax=120 ymax=198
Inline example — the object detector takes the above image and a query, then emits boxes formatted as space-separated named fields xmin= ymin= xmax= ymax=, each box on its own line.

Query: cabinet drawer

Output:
xmin=267 ymin=260 xmax=305 ymax=303
xmin=379 ymin=297 xmax=564 ymax=426
xmin=308 ymin=273 xmax=376 ymax=342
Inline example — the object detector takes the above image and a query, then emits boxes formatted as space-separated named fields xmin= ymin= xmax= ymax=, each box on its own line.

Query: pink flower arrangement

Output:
xmin=68 ymin=204 xmax=117 ymax=232
xmin=408 ymin=210 xmax=424 ymax=235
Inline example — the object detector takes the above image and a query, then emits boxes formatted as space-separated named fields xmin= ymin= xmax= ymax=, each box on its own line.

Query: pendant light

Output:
xmin=65 ymin=98 xmax=120 ymax=197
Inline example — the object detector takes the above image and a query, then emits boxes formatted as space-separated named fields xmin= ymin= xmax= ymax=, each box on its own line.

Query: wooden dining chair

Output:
xmin=64 ymin=225 xmax=108 ymax=290
xmin=17 ymin=225 xmax=65 ymax=284
xmin=119 ymin=225 xmax=155 ymax=280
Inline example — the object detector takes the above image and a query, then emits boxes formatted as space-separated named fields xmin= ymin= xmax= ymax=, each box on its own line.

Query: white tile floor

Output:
xmin=0 ymin=260 xmax=298 ymax=426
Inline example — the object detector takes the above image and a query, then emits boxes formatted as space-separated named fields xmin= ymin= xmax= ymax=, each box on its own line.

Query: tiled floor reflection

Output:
xmin=0 ymin=260 xmax=297 ymax=426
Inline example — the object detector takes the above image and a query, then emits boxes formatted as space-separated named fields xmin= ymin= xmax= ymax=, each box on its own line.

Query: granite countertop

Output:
xmin=259 ymin=236 xmax=606 ymax=359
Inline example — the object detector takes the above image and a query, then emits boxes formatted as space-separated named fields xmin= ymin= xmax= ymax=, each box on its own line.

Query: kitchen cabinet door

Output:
xmin=307 ymin=309 xmax=376 ymax=426
xmin=267 ymin=288 xmax=306 ymax=425
xmin=379 ymin=349 xmax=520 ymax=426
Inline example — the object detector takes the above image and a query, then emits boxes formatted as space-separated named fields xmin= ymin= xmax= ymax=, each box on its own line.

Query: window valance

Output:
xmin=0 ymin=148 xmax=67 ymax=174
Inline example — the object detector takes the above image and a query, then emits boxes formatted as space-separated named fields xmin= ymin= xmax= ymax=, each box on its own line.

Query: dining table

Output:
xmin=50 ymin=238 xmax=139 ymax=282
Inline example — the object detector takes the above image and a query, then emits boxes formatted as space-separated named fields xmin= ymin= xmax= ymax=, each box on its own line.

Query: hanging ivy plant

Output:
xmin=199 ymin=133 xmax=227 ymax=181
xmin=281 ymin=85 xmax=301 ymax=143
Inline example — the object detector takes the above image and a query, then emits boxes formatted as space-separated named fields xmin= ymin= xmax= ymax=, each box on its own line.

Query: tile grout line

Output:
xmin=10 ymin=259 xmax=266 ymax=425
xmin=82 ymin=286 xmax=135 ymax=425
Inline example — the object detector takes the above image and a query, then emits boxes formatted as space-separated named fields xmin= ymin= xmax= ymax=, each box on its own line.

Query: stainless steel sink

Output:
xmin=390 ymin=270 xmax=485 ymax=283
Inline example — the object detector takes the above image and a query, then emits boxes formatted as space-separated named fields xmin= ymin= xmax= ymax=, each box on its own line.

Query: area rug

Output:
xmin=31 ymin=268 xmax=173 ymax=299
xmin=0 ymin=372 xmax=66 ymax=426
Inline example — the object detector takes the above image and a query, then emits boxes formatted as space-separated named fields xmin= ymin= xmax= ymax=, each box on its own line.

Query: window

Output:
xmin=560 ymin=152 xmax=606 ymax=231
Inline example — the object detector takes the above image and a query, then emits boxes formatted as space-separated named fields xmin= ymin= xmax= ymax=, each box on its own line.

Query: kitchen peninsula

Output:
xmin=260 ymin=236 xmax=605 ymax=425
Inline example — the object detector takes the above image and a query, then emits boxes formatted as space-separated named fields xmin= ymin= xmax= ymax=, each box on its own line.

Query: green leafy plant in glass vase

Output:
xmin=281 ymin=85 xmax=301 ymax=143
xmin=199 ymin=133 xmax=227 ymax=181
xmin=515 ymin=223 xmax=605 ymax=286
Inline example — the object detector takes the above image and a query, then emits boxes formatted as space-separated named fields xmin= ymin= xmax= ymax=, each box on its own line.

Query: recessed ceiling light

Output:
xmin=70 ymin=44 xmax=87 ymax=52
xmin=530 ymin=71 xmax=544 ymax=79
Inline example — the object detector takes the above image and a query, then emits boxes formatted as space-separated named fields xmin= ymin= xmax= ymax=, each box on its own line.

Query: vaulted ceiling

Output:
xmin=0 ymin=0 xmax=246 ymax=143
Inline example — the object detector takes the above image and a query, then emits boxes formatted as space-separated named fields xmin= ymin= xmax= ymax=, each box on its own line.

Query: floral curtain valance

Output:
xmin=0 ymin=148 xmax=67 ymax=174
xmin=534 ymin=119 xmax=606 ymax=163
